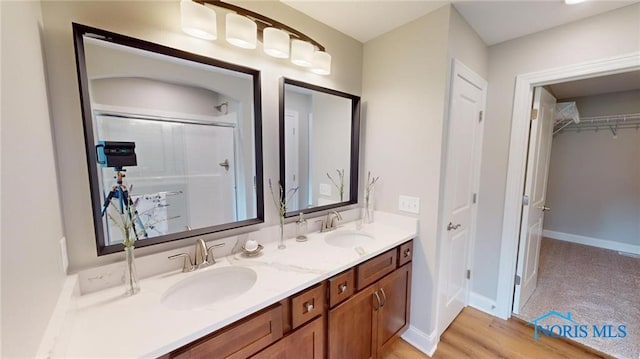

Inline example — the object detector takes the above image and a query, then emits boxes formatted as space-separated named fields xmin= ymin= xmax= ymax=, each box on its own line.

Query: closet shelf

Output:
xmin=554 ymin=112 xmax=640 ymax=135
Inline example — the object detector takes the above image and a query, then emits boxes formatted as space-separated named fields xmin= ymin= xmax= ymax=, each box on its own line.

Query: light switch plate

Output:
xmin=319 ymin=183 xmax=332 ymax=196
xmin=399 ymin=195 xmax=420 ymax=214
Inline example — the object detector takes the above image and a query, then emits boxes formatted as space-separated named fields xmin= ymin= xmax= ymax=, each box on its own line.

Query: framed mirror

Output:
xmin=73 ymin=24 xmax=263 ymax=255
xmin=279 ymin=78 xmax=360 ymax=217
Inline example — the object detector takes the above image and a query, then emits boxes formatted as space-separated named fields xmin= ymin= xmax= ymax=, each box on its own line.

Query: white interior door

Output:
xmin=512 ymin=87 xmax=556 ymax=314
xmin=438 ymin=61 xmax=486 ymax=335
xmin=285 ymin=110 xmax=300 ymax=210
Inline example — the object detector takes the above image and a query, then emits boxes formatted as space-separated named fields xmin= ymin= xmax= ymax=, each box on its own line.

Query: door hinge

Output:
xmin=531 ymin=109 xmax=538 ymax=121
xmin=472 ymin=193 xmax=477 ymax=204
xmin=522 ymin=195 xmax=529 ymax=206
xmin=466 ymin=270 xmax=471 ymax=280
xmin=515 ymin=274 xmax=521 ymax=285
xmin=478 ymin=111 xmax=483 ymax=123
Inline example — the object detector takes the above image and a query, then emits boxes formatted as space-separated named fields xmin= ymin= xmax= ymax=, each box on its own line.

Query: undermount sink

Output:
xmin=161 ymin=266 xmax=257 ymax=310
xmin=324 ymin=229 xmax=375 ymax=248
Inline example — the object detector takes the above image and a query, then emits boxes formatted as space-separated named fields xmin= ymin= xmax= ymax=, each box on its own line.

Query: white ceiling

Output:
xmin=452 ymin=0 xmax=639 ymax=45
xmin=281 ymin=1 xmax=448 ymax=43
xmin=281 ymin=0 xmax=639 ymax=45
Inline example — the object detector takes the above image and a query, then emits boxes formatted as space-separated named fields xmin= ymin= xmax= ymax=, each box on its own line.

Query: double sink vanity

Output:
xmin=58 ymin=19 xmax=418 ymax=359
xmin=54 ymin=214 xmax=417 ymax=358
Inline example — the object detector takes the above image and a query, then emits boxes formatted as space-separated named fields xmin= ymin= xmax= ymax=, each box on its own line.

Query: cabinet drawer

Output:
xmin=356 ymin=249 xmax=397 ymax=290
xmin=328 ymin=268 xmax=355 ymax=308
xmin=171 ymin=304 xmax=283 ymax=359
xmin=398 ymin=240 xmax=413 ymax=267
xmin=291 ymin=282 xmax=325 ymax=330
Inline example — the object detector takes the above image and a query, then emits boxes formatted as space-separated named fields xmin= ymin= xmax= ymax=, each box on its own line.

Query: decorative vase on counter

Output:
xmin=278 ymin=215 xmax=286 ymax=249
xmin=363 ymin=171 xmax=380 ymax=224
xmin=123 ymin=246 xmax=140 ymax=296
xmin=363 ymin=186 xmax=375 ymax=224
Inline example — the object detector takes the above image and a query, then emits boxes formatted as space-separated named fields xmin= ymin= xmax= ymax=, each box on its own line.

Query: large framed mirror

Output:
xmin=279 ymin=78 xmax=360 ymax=217
xmin=73 ymin=24 xmax=263 ymax=255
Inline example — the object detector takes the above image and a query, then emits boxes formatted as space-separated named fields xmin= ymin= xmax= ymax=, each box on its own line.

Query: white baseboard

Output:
xmin=401 ymin=325 xmax=438 ymax=357
xmin=543 ymin=230 xmax=640 ymax=255
xmin=469 ymin=292 xmax=498 ymax=316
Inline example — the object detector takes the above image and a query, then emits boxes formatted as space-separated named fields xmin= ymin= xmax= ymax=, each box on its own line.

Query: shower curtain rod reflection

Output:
xmin=95 ymin=110 xmax=237 ymax=128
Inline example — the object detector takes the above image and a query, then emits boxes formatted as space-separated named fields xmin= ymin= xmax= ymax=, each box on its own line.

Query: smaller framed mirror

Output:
xmin=279 ymin=78 xmax=360 ymax=217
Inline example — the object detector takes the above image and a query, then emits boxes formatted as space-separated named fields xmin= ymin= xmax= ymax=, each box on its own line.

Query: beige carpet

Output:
xmin=517 ymin=238 xmax=640 ymax=359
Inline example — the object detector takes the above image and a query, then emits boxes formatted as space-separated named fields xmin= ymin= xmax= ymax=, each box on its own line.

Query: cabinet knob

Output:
xmin=305 ymin=302 xmax=314 ymax=313
xmin=339 ymin=283 xmax=348 ymax=294
xmin=404 ymin=249 xmax=411 ymax=258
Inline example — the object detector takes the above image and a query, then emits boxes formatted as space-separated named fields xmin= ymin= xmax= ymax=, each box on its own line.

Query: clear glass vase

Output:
xmin=278 ymin=215 xmax=286 ymax=249
xmin=123 ymin=246 xmax=140 ymax=296
xmin=363 ymin=187 xmax=375 ymax=224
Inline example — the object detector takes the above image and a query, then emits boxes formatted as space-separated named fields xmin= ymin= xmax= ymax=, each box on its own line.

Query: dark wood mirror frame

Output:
xmin=73 ymin=23 xmax=264 ymax=255
xmin=279 ymin=78 xmax=361 ymax=218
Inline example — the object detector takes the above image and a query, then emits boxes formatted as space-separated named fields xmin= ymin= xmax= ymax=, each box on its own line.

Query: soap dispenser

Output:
xmin=296 ymin=213 xmax=308 ymax=242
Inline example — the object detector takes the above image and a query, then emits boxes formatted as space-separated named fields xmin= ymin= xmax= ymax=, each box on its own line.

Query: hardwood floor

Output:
xmin=380 ymin=308 xmax=613 ymax=359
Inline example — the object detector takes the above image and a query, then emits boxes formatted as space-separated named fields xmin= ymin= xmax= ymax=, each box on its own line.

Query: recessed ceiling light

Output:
xmin=565 ymin=0 xmax=587 ymax=4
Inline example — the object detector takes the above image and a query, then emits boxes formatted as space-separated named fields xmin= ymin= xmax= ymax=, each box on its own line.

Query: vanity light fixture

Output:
xmin=311 ymin=51 xmax=331 ymax=75
xmin=564 ymin=0 xmax=587 ymax=4
xmin=291 ymin=39 xmax=314 ymax=67
xmin=180 ymin=0 xmax=217 ymax=40
xmin=263 ymin=27 xmax=290 ymax=58
xmin=226 ymin=12 xmax=257 ymax=49
xmin=182 ymin=1 xmax=331 ymax=75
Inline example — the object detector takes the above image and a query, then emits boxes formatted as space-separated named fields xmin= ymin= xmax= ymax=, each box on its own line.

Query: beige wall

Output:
xmin=362 ymin=4 xmax=451 ymax=336
xmin=1 ymin=1 xmax=67 ymax=357
xmin=544 ymin=90 xmax=640 ymax=245
xmin=447 ymin=6 xmax=488 ymax=79
xmin=40 ymin=1 xmax=363 ymax=271
xmin=361 ymin=3 xmax=488 ymax=336
xmin=475 ymin=3 xmax=640 ymax=300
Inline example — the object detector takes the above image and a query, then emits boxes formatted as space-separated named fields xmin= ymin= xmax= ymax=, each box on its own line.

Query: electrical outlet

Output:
xmin=399 ymin=195 xmax=420 ymax=214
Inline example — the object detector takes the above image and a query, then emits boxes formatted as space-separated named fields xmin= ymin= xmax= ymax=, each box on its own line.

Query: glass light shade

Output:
xmin=565 ymin=0 xmax=586 ymax=4
xmin=180 ymin=0 xmax=217 ymax=40
xmin=263 ymin=28 xmax=290 ymax=58
xmin=311 ymin=51 xmax=331 ymax=75
xmin=291 ymin=40 xmax=314 ymax=67
xmin=226 ymin=13 xmax=257 ymax=49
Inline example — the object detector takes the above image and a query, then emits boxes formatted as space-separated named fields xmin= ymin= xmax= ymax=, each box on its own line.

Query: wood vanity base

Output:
xmin=161 ymin=240 xmax=413 ymax=359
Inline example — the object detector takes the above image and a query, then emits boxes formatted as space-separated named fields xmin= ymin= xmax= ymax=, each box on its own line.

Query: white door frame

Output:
xmin=436 ymin=59 xmax=487 ymax=335
xmin=495 ymin=51 xmax=640 ymax=319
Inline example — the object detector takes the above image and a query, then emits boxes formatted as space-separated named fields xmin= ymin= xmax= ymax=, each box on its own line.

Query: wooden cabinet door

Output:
xmin=251 ymin=317 xmax=324 ymax=359
xmin=328 ymin=285 xmax=378 ymax=359
xmin=377 ymin=264 xmax=412 ymax=351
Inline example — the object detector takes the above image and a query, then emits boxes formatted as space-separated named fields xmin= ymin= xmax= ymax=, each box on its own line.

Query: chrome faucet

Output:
xmin=194 ymin=239 xmax=208 ymax=268
xmin=320 ymin=210 xmax=343 ymax=232
xmin=169 ymin=239 xmax=226 ymax=272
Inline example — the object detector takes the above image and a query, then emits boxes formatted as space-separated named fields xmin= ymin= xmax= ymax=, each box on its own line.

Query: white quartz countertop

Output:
xmin=53 ymin=215 xmax=417 ymax=358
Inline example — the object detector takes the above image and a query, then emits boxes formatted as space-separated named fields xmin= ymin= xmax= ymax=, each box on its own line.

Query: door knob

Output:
xmin=218 ymin=159 xmax=230 ymax=171
xmin=538 ymin=206 xmax=551 ymax=212
xmin=447 ymin=222 xmax=462 ymax=231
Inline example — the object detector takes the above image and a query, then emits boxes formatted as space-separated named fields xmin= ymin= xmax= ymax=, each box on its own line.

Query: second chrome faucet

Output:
xmin=169 ymin=239 xmax=225 ymax=273
xmin=319 ymin=210 xmax=343 ymax=232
